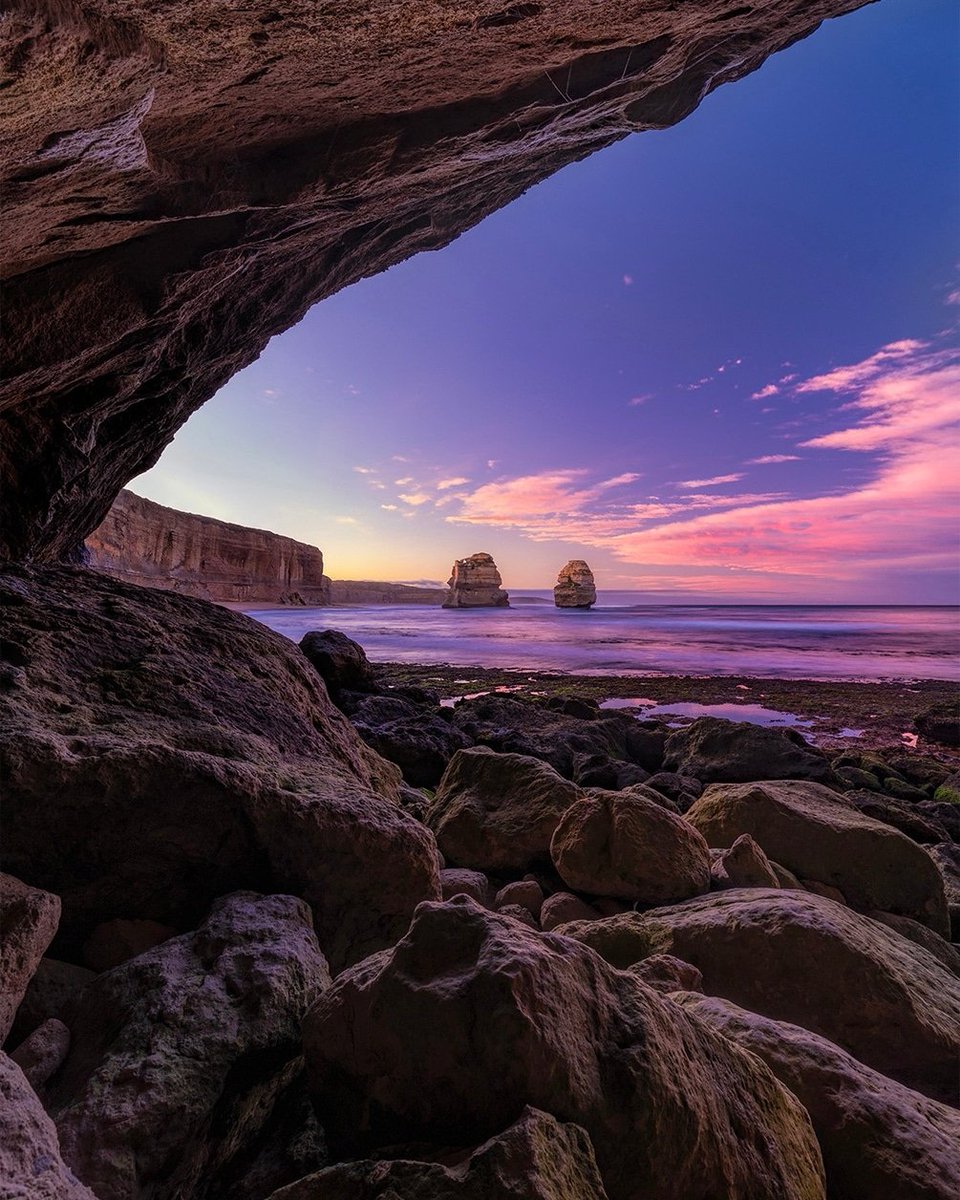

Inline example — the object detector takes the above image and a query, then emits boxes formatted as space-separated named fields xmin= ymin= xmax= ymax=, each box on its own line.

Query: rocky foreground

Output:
xmin=1 ymin=565 xmax=958 ymax=1199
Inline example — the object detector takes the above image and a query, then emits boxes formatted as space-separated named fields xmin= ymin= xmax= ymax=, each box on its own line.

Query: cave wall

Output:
xmin=1 ymin=0 xmax=870 ymax=562
xmin=85 ymin=489 xmax=331 ymax=604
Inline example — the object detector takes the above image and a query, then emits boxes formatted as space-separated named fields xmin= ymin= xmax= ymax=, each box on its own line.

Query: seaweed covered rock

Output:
xmin=685 ymin=780 xmax=949 ymax=934
xmin=302 ymin=897 xmax=825 ymax=1200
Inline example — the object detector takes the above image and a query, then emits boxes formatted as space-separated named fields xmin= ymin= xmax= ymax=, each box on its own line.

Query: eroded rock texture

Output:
xmin=0 ymin=565 xmax=440 ymax=969
xmin=443 ymin=552 xmax=510 ymax=608
xmin=86 ymin=489 xmax=332 ymax=604
xmin=1 ymin=0 xmax=869 ymax=562
xmin=554 ymin=560 xmax=597 ymax=608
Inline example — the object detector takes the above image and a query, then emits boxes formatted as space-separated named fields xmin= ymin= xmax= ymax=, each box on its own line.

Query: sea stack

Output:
xmin=554 ymin=560 xmax=597 ymax=608
xmin=443 ymin=553 xmax=510 ymax=608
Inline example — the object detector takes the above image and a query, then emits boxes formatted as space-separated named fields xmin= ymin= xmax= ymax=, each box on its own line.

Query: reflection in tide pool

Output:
xmin=246 ymin=592 xmax=959 ymax=682
xmin=599 ymin=700 xmax=816 ymax=727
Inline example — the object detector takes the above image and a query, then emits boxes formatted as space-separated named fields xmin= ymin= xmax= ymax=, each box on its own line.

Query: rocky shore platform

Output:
xmin=2 ymin=571 xmax=958 ymax=1199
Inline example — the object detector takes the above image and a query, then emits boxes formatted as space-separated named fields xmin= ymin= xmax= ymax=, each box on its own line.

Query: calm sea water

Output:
xmin=244 ymin=592 xmax=960 ymax=681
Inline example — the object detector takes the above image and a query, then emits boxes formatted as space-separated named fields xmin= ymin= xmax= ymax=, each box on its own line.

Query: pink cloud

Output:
xmin=437 ymin=476 xmax=471 ymax=490
xmin=677 ymin=473 xmax=744 ymax=489
xmin=748 ymin=454 xmax=800 ymax=464
xmin=398 ymin=491 xmax=431 ymax=506
xmin=751 ymin=384 xmax=780 ymax=400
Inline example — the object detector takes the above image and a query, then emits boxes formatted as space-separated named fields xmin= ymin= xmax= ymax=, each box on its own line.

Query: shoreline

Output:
xmin=375 ymin=661 xmax=959 ymax=759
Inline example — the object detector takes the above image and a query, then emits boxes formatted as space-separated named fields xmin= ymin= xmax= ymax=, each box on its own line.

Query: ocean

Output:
xmin=244 ymin=592 xmax=960 ymax=682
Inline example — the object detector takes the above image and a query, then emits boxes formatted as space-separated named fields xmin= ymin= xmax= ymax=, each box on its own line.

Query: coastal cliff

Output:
xmin=86 ymin=490 xmax=331 ymax=605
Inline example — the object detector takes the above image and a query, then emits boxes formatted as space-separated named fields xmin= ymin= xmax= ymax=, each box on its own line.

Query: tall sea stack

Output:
xmin=443 ymin=553 xmax=509 ymax=608
xmin=555 ymin=560 xmax=597 ymax=608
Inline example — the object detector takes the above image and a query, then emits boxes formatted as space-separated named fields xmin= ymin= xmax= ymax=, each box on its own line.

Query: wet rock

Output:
xmin=676 ymin=993 xmax=960 ymax=1200
xmin=442 ymin=553 xmax=509 ymax=608
xmin=686 ymin=780 xmax=949 ymax=934
xmin=9 ymin=959 xmax=95 ymax=1047
xmin=561 ymin=889 xmax=960 ymax=1103
xmin=302 ymin=896 xmax=826 ymax=1200
xmin=450 ymin=695 xmax=666 ymax=777
xmin=50 ymin=892 xmax=331 ymax=1200
xmin=539 ymin=892 xmax=601 ymax=931
xmin=628 ymin=954 xmax=703 ymax=994
xmin=299 ymin=629 xmax=377 ymax=697
xmin=267 ymin=1107 xmax=609 ymax=1200
xmin=915 ymin=703 xmax=960 ymax=748
xmin=495 ymin=880 xmax=544 ymax=920
xmin=546 ymin=695 xmax=601 ymax=719
xmin=82 ymin=917 xmax=176 ymax=972
xmin=426 ymin=747 xmax=581 ymax=872
xmin=663 ymin=717 xmax=835 ymax=785
xmin=710 ymin=834 xmax=780 ymax=890
xmin=0 ymin=872 xmax=60 ymax=1044
xmin=0 ymin=1052 xmax=97 ymax=1200
xmin=554 ymin=560 xmax=597 ymax=609
xmin=440 ymin=868 xmax=493 ymax=907
xmin=549 ymin=788 xmax=710 ymax=903
xmin=0 ymin=568 xmax=438 ymax=971
xmin=9 ymin=1017 xmax=70 ymax=1093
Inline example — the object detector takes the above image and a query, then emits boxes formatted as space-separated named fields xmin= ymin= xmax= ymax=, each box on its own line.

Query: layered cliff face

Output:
xmin=555 ymin=560 xmax=597 ymax=608
xmin=443 ymin=553 xmax=510 ymax=608
xmin=86 ymin=490 xmax=331 ymax=605
xmin=1 ymin=0 xmax=869 ymax=563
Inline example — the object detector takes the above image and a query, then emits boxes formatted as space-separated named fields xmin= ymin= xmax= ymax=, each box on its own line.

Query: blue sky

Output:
xmin=134 ymin=0 xmax=959 ymax=601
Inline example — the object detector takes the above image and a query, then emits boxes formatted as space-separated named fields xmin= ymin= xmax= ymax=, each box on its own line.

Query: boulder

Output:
xmin=0 ymin=872 xmax=60 ymax=1045
xmin=663 ymin=717 xmax=835 ymax=785
xmin=299 ymin=629 xmax=377 ymax=696
xmin=572 ymin=753 xmax=650 ymax=791
xmin=841 ymin=789 xmax=949 ymax=845
xmin=442 ymin=553 xmax=509 ymax=608
xmin=539 ymin=892 xmax=601 ymax=931
xmin=676 ymin=993 xmax=960 ymax=1200
xmin=450 ymin=695 xmax=666 ymax=777
xmin=915 ymin=703 xmax=960 ymax=748
xmin=440 ymin=868 xmax=493 ymax=907
xmin=928 ymin=842 xmax=960 ymax=938
xmin=554 ymin=560 xmax=597 ymax=609
xmin=710 ymin=834 xmax=780 ymax=891
xmin=685 ymin=780 xmax=950 ymax=934
xmin=426 ymin=747 xmax=581 ymax=872
xmin=9 ymin=1017 xmax=70 ymax=1093
xmin=933 ymin=772 xmax=960 ymax=805
xmin=302 ymin=896 xmax=826 ymax=1200
xmin=644 ymin=772 xmax=703 ymax=811
xmin=495 ymin=880 xmax=544 ymax=920
xmin=267 ymin=1107 xmax=609 ymax=1200
xmin=0 ymin=567 xmax=439 ymax=971
xmin=560 ymin=889 xmax=960 ymax=1103
xmin=49 ymin=892 xmax=331 ymax=1200
xmin=867 ymin=911 xmax=960 ymax=977
xmin=629 ymin=954 xmax=703 ymax=994
xmin=353 ymin=704 xmax=474 ymax=788
xmin=549 ymin=789 xmax=710 ymax=903
xmin=0 ymin=1052 xmax=97 ymax=1200
xmin=82 ymin=918 xmax=176 ymax=972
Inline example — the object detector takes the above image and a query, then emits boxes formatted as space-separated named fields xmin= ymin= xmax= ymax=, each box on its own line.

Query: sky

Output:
xmin=133 ymin=0 xmax=960 ymax=603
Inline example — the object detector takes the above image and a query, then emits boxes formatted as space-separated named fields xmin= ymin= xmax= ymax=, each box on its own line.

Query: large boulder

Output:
xmin=351 ymin=699 xmax=474 ymax=787
xmin=0 ymin=1052 xmax=97 ymax=1200
xmin=558 ymin=889 xmax=960 ymax=1103
xmin=299 ymin=629 xmax=377 ymax=697
xmin=0 ymin=872 xmax=60 ymax=1045
xmin=450 ymin=695 xmax=666 ymax=777
xmin=663 ymin=717 xmax=835 ymax=785
xmin=710 ymin=834 xmax=780 ymax=890
xmin=554 ymin=560 xmax=597 ymax=609
xmin=549 ymin=788 xmax=710 ymax=903
xmin=685 ymin=780 xmax=949 ymax=934
xmin=426 ymin=747 xmax=581 ymax=872
xmin=915 ymin=703 xmax=960 ymax=748
xmin=442 ymin=553 xmax=509 ymax=608
xmin=676 ymin=993 xmax=960 ymax=1200
xmin=302 ymin=896 xmax=826 ymax=1200
xmin=267 ymin=1107 xmax=610 ymax=1200
xmin=0 ymin=567 xmax=439 ymax=970
xmin=49 ymin=892 xmax=330 ymax=1200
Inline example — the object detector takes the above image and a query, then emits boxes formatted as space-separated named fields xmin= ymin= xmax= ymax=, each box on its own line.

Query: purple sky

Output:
xmin=134 ymin=0 xmax=959 ymax=602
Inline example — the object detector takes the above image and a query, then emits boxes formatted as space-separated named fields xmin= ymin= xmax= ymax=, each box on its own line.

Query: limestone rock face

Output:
xmin=50 ymin=892 xmax=331 ymax=1200
xmin=0 ymin=872 xmax=60 ymax=1045
xmin=676 ymin=993 xmax=960 ymax=1200
xmin=86 ymin=490 xmax=331 ymax=605
xmin=686 ymin=780 xmax=950 ymax=934
xmin=554 ymin=560 xmax=597 ymax=608
xmin=268 ymin=1107 xmax=611 ymax=1200
xmin=560 ymin=889 xmax=960 ymax=1104
xmin=0 ymin=566 xmax=440 ymax=970
xmin=443 ymin=553 xmax=509 ymax=608
xmin=302 ymin=896 xmax=826 ymax=1200
xmin=1 ymin=1 xmax=870 ymax=562
xmin=0 ymin=1053 xmax=97 ymax=1200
